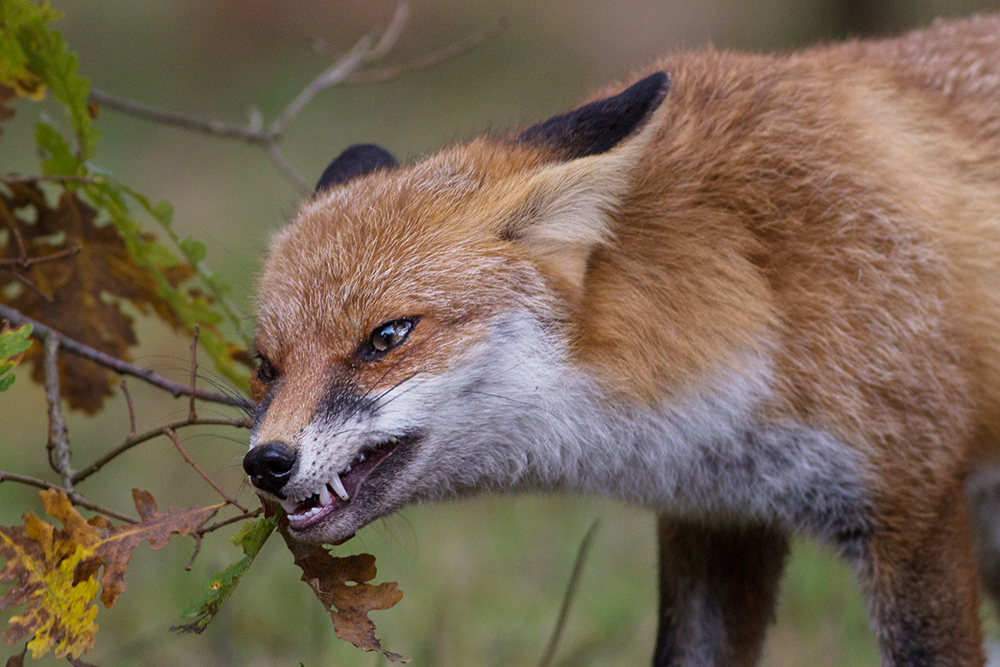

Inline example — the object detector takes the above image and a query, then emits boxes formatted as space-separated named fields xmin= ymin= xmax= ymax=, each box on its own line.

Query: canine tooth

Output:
xmin=319 ymin=485 xmax=332 ymax=507
xmin=329 ymin=474 xmax=350 ymax=501
xmin=279 ymin=499 xmax=298 ymax=515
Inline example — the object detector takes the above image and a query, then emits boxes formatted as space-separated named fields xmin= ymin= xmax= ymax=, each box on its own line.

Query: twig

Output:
xmin=185 ymin=506 xmax=265 ymax=570
xmin=197 ymin=506 xmax=263 ymax=535
xmin=0 ymin=303 xmax=247 ymax=407
xmin=0 ymin=245 xmax=82 ymax=269
xmin=188 ymin=327 xmax=199 ymax=421
xmin=1 ymin=174 xmax=105 ymax=185
xmin=71 ymin=415 xmax=252 ymax=485
xmin=0 ymin=470 xmax=138 ymax=523
xmin=264 ymin=143 xmax=309 ymax=194
xmin=43 ymin=333 xmax=74 ymax=491
xmin=165 ymin=428 xmax=248 ymax=512
xmin=346 ymin=19 xmax=507 ymax=84
xmin=266 ymin=33 xmax=375 ymax=138
xmin=86 ymin=91 xmax=264 ymax=143
xmin=120 ymin=379 xmax=137 ymax=437
xmin=537 ymin=519 xmax=600 ymax=667
xmin=85 ymin=4 xmax=501 ymax=192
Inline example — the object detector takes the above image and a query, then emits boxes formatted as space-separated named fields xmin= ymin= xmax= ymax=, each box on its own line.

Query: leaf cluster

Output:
xmin=0 ymin=0 xmax=251 ymax=411
xmin=0 ymin=489 xmax=220 ymax=660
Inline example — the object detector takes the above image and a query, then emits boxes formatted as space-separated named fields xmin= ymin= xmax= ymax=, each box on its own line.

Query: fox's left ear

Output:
xmin=502 ymin=72 xmax=671 ymax=293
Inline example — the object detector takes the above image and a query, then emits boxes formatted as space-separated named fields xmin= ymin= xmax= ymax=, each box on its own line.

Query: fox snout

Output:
xmin=243 ymin=440 xmax=297 ymax=497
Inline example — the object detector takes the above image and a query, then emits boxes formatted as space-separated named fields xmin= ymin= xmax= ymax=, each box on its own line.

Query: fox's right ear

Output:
xmin=498 ymin=73 xmax=670 ymax=296
xmin=314 ymin=143 xmax=398 ymax=194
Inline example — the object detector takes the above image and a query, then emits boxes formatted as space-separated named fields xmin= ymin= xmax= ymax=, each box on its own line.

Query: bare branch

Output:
xmin=198 ymin=506 xmax=264 ymax=535
xmin=537 ymin=519 xmax=600 ymax=667
xmin=346 ymin=19 xmax=507 ymax=85
xmin=1 ymin=174 xmax=106 ymax=186
xmin=264 ymin=142 xmax=309 ymax=194
xmin=0 ymin=303 xmax=249 ymax=407
xmin=87 ymin=90 xmax=264 ymax=143
xmin=365 ymin=2 xmax=411 ymax=62
xmin=165 ymin=428 xmax=248 ymax=512
xmin=120 ymin=379 xmax=137 ymax=437
xmin=71 ymin=415 xmax=252 ymax=485
xmin=43 ymin=333 xmax=74 ymax=491
xmin=0 ymin=470 xmax=139 ymax=523
xmin=188 ymin=327 xmax=199 ymax=421
xmin=0 ymin=245 xmax=81 ymax=269
xmin=266 ymin=33 xmax=375 ymax=138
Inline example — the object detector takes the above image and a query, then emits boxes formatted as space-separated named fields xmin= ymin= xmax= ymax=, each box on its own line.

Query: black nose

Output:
xmin=243 ymin=441 xmax=297 ymax=496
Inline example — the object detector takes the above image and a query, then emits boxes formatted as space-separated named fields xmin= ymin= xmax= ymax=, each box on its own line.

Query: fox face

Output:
xmin=245 ymin=73 xmax=673 ymax=543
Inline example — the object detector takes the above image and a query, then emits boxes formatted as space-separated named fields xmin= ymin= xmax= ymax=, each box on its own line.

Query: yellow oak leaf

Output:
xmin=1 ymin=489 xmax=221 ymax=659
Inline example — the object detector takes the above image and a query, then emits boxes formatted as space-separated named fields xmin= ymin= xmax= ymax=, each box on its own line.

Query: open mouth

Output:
xmin=279 ymin=435 xmax=408 ymax=532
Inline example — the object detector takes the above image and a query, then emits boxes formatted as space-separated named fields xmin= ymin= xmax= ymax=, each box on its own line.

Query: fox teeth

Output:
xmin=279 ymin=499 xmax=298 ymax=515
xmin=329 ymin=474 xmax=350 ymax=501
xmin=319 ymin=484 xmax=332 ymax=506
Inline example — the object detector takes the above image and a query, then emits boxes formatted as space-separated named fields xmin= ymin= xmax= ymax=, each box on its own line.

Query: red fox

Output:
xmin=244 ymin=14 xmax=1000 ymax=666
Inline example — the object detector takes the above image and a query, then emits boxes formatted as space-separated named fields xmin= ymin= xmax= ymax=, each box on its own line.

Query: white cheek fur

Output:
xmin=280 ymin=310 xmax=871 ymax=547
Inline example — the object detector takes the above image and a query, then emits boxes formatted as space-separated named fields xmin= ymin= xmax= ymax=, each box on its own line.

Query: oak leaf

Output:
xmin=280 ymin=526 xmax=407 ymax=662
xmin=0 ymin=184 xmax=192 ymax=412
xmin=0 ymin=489 xmax=221 ymax=659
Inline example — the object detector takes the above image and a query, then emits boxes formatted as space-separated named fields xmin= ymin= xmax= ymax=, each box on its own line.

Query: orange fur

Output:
xmin=252 ymin=15 xmax=1000 ymax=666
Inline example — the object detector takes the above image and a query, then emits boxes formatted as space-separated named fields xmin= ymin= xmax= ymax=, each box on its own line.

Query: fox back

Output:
xmin=246 ymin=15 xmax=1000 ymax=666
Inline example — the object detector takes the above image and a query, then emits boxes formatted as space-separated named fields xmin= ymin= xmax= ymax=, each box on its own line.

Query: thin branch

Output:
xmin=188 ymin=327 xmax=199 ymax=421
xmin=84 ymin=6 xmax=500 ymax=193
xmin=198 ymin=506 xmax=263 ymax=535
xmin=0 ymin=303 xmax=247 ymax=407
xmin=87 ymin=90 xmax=264 ymax=143
xmin=1 ymin=174 xmax=106 ymax=186
xmin=165 ymin=428 xmax=248 ymax=512
xmin=0 ymin=245 xmax=81 ymax=269
xmin=0 ymin=470 xmax=138 ymax=523
xmin=71 ymin=415 xmax=252 ymax=485
xmin=120 ymin=379 xmax=137 ymax=437
xmin=266 ymin=33 xmax=375 ymax=138
xmin=537 ymin=519 xmax=600 ymax=667
xmin=346 ymin=19 xmax=507 ymax=84
xmin=264 ymin=142 xmax=309 ymax=194
xmin=185 ymin=506 xmax=265 ymax=570
xmin=43 ymin=333 xmax=74 ymax=491
xmin=366 ymin=2 xmax=411 ymax=61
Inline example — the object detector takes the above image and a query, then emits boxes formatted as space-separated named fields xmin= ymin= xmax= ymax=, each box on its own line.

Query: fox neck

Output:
xmin=425 ymin=310 xmax=870 ymax=547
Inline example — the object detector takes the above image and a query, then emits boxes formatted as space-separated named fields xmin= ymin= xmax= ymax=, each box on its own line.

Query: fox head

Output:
xmin=244 ymin=73 xmax=670 ymax=543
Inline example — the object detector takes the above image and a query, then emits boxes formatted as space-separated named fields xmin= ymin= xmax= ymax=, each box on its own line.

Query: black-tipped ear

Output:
xmin=519 ymin=71 xmax=670 ymax=159
xmin=314 ymin=144 xmax=398 ymax=194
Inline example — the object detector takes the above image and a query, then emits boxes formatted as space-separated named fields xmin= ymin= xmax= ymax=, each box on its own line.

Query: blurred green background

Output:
xmin=4 ymin=1 xmax=1000 ymax=665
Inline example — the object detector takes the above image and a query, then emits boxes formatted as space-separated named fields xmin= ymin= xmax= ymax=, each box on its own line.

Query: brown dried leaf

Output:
xmin=1 ymin=489 xmax=221 ymax=660
xmin=279 ymin=527 xmax=406 ymax=662
xmin=94 ymin=489 xmax=221 ymax=607
xmin=0 ymin=185 xmax=186 ymax=412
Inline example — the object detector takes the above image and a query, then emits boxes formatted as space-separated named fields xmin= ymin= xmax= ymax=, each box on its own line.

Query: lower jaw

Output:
xmin=287 ymin=501 xmax=340 ymax=531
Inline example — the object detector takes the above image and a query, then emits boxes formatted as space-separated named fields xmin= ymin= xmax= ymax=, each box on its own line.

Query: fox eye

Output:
xmin=368 ymin=319 xmax=414 ymax=357
xmin=256 ymin=355 xmax=277 ymax=383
